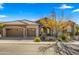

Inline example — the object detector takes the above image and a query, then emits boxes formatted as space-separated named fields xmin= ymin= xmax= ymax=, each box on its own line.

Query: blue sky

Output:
xmin=0 ymin=3 xmax=79 ymax=24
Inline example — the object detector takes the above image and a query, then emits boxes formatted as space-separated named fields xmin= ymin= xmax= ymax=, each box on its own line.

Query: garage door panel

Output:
xmin=6 ymin=28 xmax=23 ymax=37
xmin=27 ymin=28 xmax=36 ymax=37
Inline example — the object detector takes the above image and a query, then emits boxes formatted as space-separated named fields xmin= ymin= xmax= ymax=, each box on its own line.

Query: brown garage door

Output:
xmin=6 ymin=28 xmax=23 ymax=37
xmin=27 ymin=28 xmax=36 ymax=37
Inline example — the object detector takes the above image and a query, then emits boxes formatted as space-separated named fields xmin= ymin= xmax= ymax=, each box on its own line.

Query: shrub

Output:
xmin=59 ymin=34 xmax=68 ymax=41
xmin=61 ymin=35 xmax=66 ymax=41
xmin=34 ymin=36 xmax=41 ymax=42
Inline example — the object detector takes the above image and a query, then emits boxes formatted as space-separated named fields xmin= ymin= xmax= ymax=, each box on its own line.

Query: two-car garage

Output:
xmin=5 ymin=27 xmax=36 ymax=37
xmin=2 ymin=20 xmax=39 ymax=38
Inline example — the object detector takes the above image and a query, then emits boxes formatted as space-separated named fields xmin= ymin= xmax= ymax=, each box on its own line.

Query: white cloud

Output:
xmin=72 ymin=9 xmax=79 ymax=13
xmin=0 ymin=3 xmax=4 ymax=9
xmin=59 ymin=4 xmax=73 ymax=9
xmin=0 ymin=15 xmax=7 ymax=18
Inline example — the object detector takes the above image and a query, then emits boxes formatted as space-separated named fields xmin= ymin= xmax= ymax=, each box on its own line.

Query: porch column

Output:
xmin=36 ymin=27 xmax=39 ymax=36
xmin=23 ymin=28 xmax=26 ymax=38
xmin=25 ymin=27 xmax=27 ymax=37
xmin=3 ymin=28 xmax=6 ymax=37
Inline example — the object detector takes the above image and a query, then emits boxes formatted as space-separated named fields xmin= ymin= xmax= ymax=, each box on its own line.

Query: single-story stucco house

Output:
xmin=0 ymin=20 xmax=39 ymax=38
xmin=0 ymin=19 xmax=77 ymax=39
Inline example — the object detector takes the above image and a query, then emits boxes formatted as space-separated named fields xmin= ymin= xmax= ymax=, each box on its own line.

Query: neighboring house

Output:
xmin=0 ymin=20 xmax=39 ymax=38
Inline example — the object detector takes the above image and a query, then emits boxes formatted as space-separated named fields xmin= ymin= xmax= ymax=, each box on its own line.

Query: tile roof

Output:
xmin=2 ymin=20 xmax=39 ymax=25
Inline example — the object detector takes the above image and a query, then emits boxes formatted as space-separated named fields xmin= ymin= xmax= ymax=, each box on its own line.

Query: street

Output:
xmin=0 ymin=40 xmax=78 ymax=55
xmin=0 ymin=40 xmax=54 ymax=55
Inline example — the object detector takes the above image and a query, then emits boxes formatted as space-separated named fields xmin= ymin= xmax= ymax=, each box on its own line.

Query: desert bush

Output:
xmin=34 ymin=36 xmax=41 ymax=42
xmin=59 ymin=34 xmax=68 ymax=42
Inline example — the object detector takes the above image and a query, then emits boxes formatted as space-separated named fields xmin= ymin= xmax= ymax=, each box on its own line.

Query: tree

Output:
xmin=0 ymin=23 xmax=5 ymax=29
xmin=76 ymin=25 xmax=79 ymax=34
xmin=0 ymin=23 xmax=5 ymax=36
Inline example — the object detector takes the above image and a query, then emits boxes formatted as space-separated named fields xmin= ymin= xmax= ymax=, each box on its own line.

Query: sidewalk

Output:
xmin=0 ymin=39 xmax=79 ymax=44
xmin=0 ymin=40 xmax=33 ymax=43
